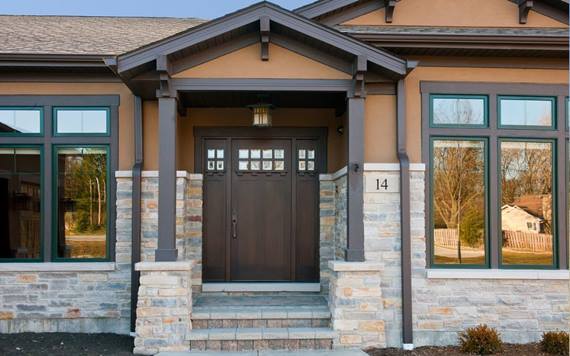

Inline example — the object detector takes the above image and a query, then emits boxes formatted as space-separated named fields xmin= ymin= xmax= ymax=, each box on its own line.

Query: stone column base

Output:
xmin=134 ymin=261 xmax=192 ymax=355
xmin=329 ymin=261 xmax=385 ymax=349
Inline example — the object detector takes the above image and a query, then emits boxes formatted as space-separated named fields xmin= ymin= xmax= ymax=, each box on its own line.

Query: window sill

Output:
xmin=0 ymin=262 xmax=116 ymax=272
xmin=426 ymin=269 xmax=569 ymax=280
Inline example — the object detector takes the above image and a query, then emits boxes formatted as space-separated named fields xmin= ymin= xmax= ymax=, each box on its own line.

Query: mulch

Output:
xmin=0 ymin=333 xmax=133 ymax=356
xmin=366 ymin=343 xmax=558 ymax=356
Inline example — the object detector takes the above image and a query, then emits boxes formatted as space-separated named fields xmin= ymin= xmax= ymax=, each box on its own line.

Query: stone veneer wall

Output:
xmin=138 ymin=171 xmax=203 ymax=286
xmin=0 ymin=176 xmax=134 ymax=334
xmin=320 ymin=169 xmax=347 ymax=293
xmin=362 ymin=165 xmax=569 ymax=347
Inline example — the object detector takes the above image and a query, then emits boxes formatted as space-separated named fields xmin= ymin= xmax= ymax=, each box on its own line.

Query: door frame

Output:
xmin=195 ymin=126 xmax=328 ymax=282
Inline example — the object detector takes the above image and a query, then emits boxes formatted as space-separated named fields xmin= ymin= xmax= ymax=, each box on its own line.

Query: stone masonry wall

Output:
xmin=140 ymin=172 xmax=203 ymax=286
xmin=0 ymin=176 xmax=133 ymax=334
xmin=320 ymin=171 xmax=347 ymax=294
xmin=363 ymin=167 xmax=569 ymax=347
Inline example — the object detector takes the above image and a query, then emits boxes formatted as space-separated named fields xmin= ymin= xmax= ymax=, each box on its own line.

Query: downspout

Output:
xmin=130 ymin=96 xmax=143 ymax=333
xmin=397 ymin=76 xmax=413 ymax=350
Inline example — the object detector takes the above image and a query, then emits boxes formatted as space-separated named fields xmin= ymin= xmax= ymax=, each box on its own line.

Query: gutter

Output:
xmin=130 ymin=96 xmax=143 ymax=333
xmin=397 ymin=62 xmax=416 ymax=350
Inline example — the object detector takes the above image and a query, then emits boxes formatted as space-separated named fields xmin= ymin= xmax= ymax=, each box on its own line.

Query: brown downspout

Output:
xmin=397 ymin=78 xmax=413 ymax=349
xmin=130 ymin=96 xmax=143 ymax=333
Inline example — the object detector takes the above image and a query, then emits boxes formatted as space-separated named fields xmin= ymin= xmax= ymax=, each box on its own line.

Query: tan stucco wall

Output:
xmin=365 ymin=95 xmax=397 ymax=163
xmin=173 ymin=42 xmax=351 ymax=80
xmin=343 ymin=0 xmax=567 ymax=27
xmin=404 ymin=66 xmax=569 ymax=163
xmin=0 ymin=82 xmax=135 ymax=170
xmin=142 ymin=105 xmax=347 ymax=173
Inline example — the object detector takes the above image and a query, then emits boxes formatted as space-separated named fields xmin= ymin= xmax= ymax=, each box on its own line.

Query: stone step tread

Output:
xmin=192 ymin=306 xmax=331 ymax=320
xmin=188 ymin=327 xmax=336 ymax=341
xmin=159 ymin=351 xmax=367 ymax=356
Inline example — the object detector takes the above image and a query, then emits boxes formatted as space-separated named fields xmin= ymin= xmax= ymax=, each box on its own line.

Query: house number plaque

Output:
xmin=365 ymin=175 xmax=399 ymax=193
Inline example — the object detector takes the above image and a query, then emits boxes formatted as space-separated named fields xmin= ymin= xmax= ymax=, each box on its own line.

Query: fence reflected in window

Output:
xmin=432 ymin=139 xmax=486 ymax=265
xmin=56 ymin=147 xmax=108 ymax=260
xmin=500 ymin=141 xmax=554 ymax=266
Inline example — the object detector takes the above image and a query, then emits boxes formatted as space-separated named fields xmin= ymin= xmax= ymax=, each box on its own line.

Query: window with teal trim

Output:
xmin=428 ymin=93 xmax=563 ymax=269
xmin=54 ymin=146 xmax=109 ymax=261
xmin=499 ymin=96 xmax=555 ymax=128
xmin=431 ymin=95 xmax=487 ymax=127
xmin=54 ymin=108 xmax=109 ymax=135
xmin=0 ymin=108 xmax=42 ymax=135
xmin=0 ymin=147 xmax=42 ymax=260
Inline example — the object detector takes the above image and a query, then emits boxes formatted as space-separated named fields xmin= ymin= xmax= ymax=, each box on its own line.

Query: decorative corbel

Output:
xmin=155 ymin=55 xmax=185 ymax=116
xmin=260 ymin=16 xmax=270 ymax=61
xmin=518 ymin=0 xmax=533 ymax=24
xmin=384 ymin=0 xmax=397 ymax=23
xmin=353 ymin=55 xmax=367 ymax=98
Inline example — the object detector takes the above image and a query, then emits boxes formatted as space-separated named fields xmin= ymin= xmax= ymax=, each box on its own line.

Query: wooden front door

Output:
xmin=198 ymin=128 xmax=325 ymax=283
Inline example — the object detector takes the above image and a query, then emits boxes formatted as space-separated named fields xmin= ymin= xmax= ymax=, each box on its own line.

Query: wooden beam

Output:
xmin=353 ymin=55 xmax=367 ymax=98
xmin=384 ymin=0 xmax=397 ymax=23
xmin=260 ymin=16 xmax=270 ymax=61
xmin=519 ymin=0 xmax=534 ymax=24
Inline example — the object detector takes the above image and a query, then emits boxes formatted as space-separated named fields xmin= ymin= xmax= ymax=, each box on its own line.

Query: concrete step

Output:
xmin=159 ymin=350 xmax=367 ymax=356
xmin=187 ymin=327 xmax=336 ymax=351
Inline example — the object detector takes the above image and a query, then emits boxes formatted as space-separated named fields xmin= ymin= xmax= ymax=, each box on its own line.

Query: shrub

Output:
xmin=540 ymin=331 xmax=569 ymax=356
xmin=458 ymin=324 xmax=503 ymax=355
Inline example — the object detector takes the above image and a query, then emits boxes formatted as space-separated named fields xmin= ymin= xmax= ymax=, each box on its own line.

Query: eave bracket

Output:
xmin=384 ymin=0 xmax=397 ymax=23
xmin=260 ymin=16 xmax=270 ymax=61
xmin=518 ymin=0 xmax=533 ymax=24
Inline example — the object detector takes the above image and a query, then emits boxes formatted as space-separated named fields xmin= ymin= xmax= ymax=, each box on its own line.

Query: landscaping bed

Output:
xmin=0 ymin=333 xmax=133 ymax=356
xmin=367 ymin=343 xmax=556 ymax=356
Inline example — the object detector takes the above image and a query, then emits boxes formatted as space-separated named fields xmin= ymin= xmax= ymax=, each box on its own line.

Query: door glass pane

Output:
xmin=500 ymin=141 xmax=554 ymax=266
xmin=56 ymin=147 xmax=108 ymax=259
xmin=56 ymin=109 xmax=108 ymax=134
xmin=432 ymin=140 xmax=486 ymax=265
xmin=500 ymin=98 xmax=553 ymax=127
xmin=432 ymin=97 xmax=486 ymax=126
xmin=0 ymin=109 xmax=41 ymax=134
xmin=0 ymin=148 xmax=41 ymax=259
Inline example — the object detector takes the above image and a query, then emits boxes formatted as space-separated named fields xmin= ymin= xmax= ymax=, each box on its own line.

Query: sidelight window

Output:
xmin=426 ymin=90 xmax=566 ymax=269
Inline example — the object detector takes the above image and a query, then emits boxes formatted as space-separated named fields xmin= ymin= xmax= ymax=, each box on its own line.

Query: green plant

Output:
xmin=540 ymin=331 xmax=569 ymax=355
xmin=458 ymin=324 xmax=503 ymax=355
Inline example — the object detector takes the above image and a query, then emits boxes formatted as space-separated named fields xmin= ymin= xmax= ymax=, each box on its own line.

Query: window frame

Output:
xmin=498 ymin=95 xmax=557 ymax=130
xmin=421 ymin=82 xmax=568 ymax=270
xmin=0 ymin=144 xmax=44 ymax=262
xmin=0 ymin=95 xmax=119 ymax=263
xmin=429 ymin=94 xmax=489 ymax=129
xmin=0 ymin=107 xmax=44 ymax=137
xmin=429 ymin=136 xmax=490 ymax=269
xmin=51 ymin=145 xmax=112 ymax=262
xmin=53 ymin=107 xmax=111 ymax=137
xmin=497 ymin=137 xmax=558 ymax=270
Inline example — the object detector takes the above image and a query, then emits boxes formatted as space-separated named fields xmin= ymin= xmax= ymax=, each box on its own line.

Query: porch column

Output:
xmin=156 ymin=96 xmax=178 ymax=261
xmin=346 ymin=96 xmax=365 ymax=261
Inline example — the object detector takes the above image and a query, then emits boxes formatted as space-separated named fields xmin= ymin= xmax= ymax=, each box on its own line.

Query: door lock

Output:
xmin=231 ymin=214 xmax=238 ymax=239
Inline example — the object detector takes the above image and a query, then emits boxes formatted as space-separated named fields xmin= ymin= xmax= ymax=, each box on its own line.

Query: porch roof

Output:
xmin=115 ymin=1 xmax=408 ymax=78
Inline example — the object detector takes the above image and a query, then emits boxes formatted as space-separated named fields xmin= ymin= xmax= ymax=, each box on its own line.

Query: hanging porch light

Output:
xmin=248 ymin=103 xmax=273 ymax=127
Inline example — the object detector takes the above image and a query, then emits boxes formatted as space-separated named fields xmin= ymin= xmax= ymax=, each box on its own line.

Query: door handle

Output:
xmin=232 ymin=213 xmax=238 ymax=239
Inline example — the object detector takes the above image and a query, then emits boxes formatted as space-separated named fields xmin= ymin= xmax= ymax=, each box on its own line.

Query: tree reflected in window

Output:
xmin=432 ymin=140 xmax=486 ymax=265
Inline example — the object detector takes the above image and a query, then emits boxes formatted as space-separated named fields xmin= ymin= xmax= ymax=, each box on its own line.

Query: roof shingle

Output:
xmin=0 ymin=15 xmax=205 ymax=56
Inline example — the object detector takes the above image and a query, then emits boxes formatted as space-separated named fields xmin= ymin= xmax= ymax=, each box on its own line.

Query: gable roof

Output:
xmin=295 ymin=0 xmax=569 ymax=24
xmin=116 ymin=1 xmax=408 ymax=77
xmin=0 ymin=15 xmax=205 ymax=56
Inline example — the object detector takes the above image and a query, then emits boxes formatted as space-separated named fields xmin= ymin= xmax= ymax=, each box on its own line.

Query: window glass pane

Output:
xmin=500 ymin=141 xmax=554 ymax=266
xmin=432 ymin=97 xmax=485 ymax=126
xmin=500 ymin=98 xmax=553 ymax=127
xmin=0 ymin=148 xmax=41 ymax=259
xmin=56 ymin=109 xmax=108 ymax=134
xmin=56 ymin=147 xmax=108 ymax=259
xmin=432 ymin=140 xmax=486 ymax=265
xmin=0 ymin=109 xmax=41 ymax=134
